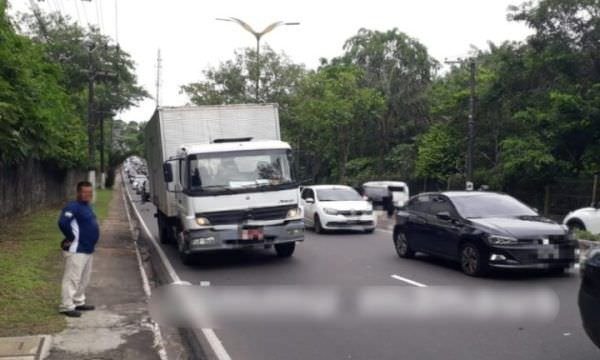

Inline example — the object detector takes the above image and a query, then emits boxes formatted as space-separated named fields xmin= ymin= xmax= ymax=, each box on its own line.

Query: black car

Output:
xmin=579 ymin=248 xmax=600 ymax=349
xmin=393 ymin=191 xmax=577 ymax=276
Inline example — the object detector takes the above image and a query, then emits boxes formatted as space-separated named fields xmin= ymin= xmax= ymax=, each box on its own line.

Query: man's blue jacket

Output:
xmin=58 ymin=201 xmax=100 ymax=254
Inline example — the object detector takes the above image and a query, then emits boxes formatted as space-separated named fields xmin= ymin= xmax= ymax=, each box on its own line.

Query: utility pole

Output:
xmin=86 ymin=42 xmax=97 ymax=193
xmin=445 ymin=57 xmax=477 ymax=190
xmin=155 ymin=49 xmax=162 ymax=107
xmin=84 ymin=42 xmax=118 ymax=191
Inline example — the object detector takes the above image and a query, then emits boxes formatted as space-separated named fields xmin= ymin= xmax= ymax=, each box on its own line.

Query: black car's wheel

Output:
xmin=314 ymin=215 xmax=324 ymax=234
xmin=275 ymin=242 xmax=295 ymax=257
xmin=394 ymin=231 xmax=415 ymax=259
xmin=460 ymin=242 xmax=488 ymax=277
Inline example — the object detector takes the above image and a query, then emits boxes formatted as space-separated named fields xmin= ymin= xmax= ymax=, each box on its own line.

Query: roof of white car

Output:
xmin=175 ymin=140 xmax=291 ymax=156
xmin=306 ymin=185 xmax=355 ymax=190
xmin=363 ymin=181 xmax=408 ymax=187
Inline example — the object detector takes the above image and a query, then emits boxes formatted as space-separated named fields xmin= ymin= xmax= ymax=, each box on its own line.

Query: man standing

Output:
xmin=57 ymin=181 xmax=100 ymax=317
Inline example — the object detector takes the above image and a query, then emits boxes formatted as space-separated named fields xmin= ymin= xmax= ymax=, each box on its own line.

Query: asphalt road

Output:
xmin=125 ymin=182 xmax=600 ymax=360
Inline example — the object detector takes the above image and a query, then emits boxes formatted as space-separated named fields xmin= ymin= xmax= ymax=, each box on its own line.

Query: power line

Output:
xmin=94 ymin=0 xmax=103 ymax=34
xmin=80 ymin=0 xmax=90 ymax=28
xmin=113 ymin=0 xmax=118 ymax=42
xmin=155 ymin=49 xmax=162 ymax=108
xmin=73 ymin=0 xmax=82 ymax=24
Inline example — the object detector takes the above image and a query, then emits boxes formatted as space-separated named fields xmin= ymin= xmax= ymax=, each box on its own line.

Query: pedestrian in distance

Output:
xmin=57 ymin=181 xmax=100 ymax=317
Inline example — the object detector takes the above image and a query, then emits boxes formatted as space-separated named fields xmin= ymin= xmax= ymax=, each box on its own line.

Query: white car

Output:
xmin=362 ymin=181 xmax=410 ymax=208
xmin=564 ymin=203 xmax=600 ymax=234
xmin=301 ymin=185 xmax=376 ymax=233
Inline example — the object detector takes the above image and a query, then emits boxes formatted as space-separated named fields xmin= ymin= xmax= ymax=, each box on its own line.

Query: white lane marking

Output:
xmin=202 ymin=329 xmax=233 ymax=360
xmin=391 ymin=274 xmax=428 ymax=288
xmin=376 ymin=228 xmax=393 ymax=234
xmin=123 ymin=174 xmax=181 ymax=283
xmin=122 ymin=171 xmax=233 ymax=360
xmin=120 ymin=175 xmax=169 ymax=360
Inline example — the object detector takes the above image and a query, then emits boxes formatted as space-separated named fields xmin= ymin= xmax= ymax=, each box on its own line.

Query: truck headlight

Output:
xmin=486 ymin=235 xmax=518 ymax=245
xmin=286 ymin=208 xmax=301 ymax=219
xmin=324 ymin=208 xmax=339 ymax=215
xmin=196 ymin=217 xmax=211 ymax=226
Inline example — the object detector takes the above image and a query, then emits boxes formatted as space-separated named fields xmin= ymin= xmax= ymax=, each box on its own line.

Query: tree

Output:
xmin=18 ymin=10 xmax=149 ymax=172
xmin=342 ymin=28 xmax=438 ymax=170
xmin=290 ymin=63 xmax=384 ymax=183
xmin=415 ymin=124 xmax=461 ymax=183
xmin=0 ymin=2 xmax=85 ymax=167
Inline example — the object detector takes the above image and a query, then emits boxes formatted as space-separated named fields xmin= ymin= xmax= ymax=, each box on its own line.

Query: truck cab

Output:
xmin=162 ymin=139 xmax=304 ymax=264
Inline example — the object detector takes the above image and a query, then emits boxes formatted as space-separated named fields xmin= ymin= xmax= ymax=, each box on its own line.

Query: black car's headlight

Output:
xmin=486 ymin=234 xmax=519 ymax=246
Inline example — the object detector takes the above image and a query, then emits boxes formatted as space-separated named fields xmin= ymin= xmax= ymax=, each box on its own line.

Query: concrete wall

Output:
xmin=0 ymin=159 xmax=87 ymax=220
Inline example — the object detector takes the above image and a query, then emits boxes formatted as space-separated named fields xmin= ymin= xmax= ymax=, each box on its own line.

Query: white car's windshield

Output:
xmin=317 ymin=188 xmax=362 ymax=202
xmin=188 ymin=149 xmax=293 ymax=191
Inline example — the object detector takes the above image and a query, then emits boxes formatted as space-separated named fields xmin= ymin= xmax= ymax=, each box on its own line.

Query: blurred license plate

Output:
xmin=241 ymin=228 xmax=264 ymax=241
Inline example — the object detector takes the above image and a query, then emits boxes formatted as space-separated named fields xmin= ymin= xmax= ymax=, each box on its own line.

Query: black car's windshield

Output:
xmin=188 ymin=149 xmax=293 ymax=192
xmin=451 ymin=194 xmax=537 ymax=218
xmin=317 ymin=188 xmax=362 ymax=202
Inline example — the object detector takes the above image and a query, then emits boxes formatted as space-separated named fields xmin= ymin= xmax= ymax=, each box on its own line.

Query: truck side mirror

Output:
xmin=163 ymin=162 xmax=174 ymax=183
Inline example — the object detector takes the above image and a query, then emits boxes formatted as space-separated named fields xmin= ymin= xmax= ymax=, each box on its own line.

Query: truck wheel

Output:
xmin=275 ymin=242 xmax=295 ymax=258
xmin=177 ymin=231 xmax=195 ymax=266
xmin=157 ymin=214 xmax=172 ymax=244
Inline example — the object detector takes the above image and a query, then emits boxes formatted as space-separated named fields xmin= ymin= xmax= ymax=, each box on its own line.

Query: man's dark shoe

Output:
xmin=75 ymin=304 xmax=95 ymax=311
xmin=60 ymin=310 xmax=82 ymax=318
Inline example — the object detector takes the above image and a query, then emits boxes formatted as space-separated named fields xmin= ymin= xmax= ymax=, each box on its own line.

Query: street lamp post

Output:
xmin=216 ymin=17 xmax=299 ymax=102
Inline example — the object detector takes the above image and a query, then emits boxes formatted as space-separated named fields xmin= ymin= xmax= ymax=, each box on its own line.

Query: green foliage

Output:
xmin=0 ymin=2 xmax=85 ymax=167
xmin=290 ymin=63 xmax=385 ymax=183
xmin=342 ymin=28 xmax=438 ymax=170
xmin=575 ymin=229 xmax=600 ymax=242
xmin=415 ymin=124 xmax=461 ymax=182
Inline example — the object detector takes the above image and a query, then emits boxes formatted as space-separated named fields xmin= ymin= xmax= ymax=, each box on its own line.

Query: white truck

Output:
xmin=145 ymin=104 xmax=304 ymax=264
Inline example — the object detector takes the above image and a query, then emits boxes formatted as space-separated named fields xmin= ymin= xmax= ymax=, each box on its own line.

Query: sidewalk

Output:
xmin=48 ymin=179 xmax=160 ymax=360
xmin=26 ymin=176 xmax=162 ymax=359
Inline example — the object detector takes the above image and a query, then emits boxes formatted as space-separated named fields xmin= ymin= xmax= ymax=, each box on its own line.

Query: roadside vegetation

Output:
xmin=576 ymin=230 xmax=600 ymax=242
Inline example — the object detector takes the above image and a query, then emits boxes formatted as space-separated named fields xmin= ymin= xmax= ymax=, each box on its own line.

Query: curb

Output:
xmin=121 ymin=170 xmax=230 ymax=360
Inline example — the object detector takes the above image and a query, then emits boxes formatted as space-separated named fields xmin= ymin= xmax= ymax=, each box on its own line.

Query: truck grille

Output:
xmin=200 ymin=205 xmax=294 ymax=225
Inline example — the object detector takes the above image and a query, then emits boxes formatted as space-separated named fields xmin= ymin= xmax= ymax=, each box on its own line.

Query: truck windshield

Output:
xmin=187 ymin=149 xmax=294 ymax=193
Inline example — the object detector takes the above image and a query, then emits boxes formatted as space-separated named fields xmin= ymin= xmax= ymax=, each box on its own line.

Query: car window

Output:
xmin=451 ymin=193 xmax=537 ymax=218
xmin=428 ymin=196 xmax=455 ymax=216
xmin=408 ymin=195 xmax=431 ymax=213
xmin=301 ymin=188 xmax=314 ymax=200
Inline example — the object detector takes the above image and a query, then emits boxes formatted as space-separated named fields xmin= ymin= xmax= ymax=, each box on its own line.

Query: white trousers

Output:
xmin=59 ymin=251 xmax=93 ymax=312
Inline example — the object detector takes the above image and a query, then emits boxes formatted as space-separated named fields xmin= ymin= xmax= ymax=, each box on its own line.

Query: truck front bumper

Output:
xmin=183 ymin=219 xmax=304 ymax=252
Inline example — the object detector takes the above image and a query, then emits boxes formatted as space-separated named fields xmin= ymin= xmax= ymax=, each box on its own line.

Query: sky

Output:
xmin=9 ymin=0 xmax=533 ymax=123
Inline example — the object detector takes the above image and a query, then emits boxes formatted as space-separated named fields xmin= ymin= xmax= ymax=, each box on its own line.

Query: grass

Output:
xmin=0 ymin=187 xmax=114 ymax=337
xmin=575 ymin=229 xmax=600 ymax=242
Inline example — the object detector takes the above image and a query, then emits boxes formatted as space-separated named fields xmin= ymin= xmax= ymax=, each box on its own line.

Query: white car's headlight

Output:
xmin=323 ymin=208 xmax=339 ymax=215
xmin=363 ymin=210 xmax=373 ymax=215
xmin=196 ymin=217 xmax=211 ymax=226
xmin=486 ymin=235 xmax=518 ymax=245
xmin=286 ymin=208 xmax=302 ymax=219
